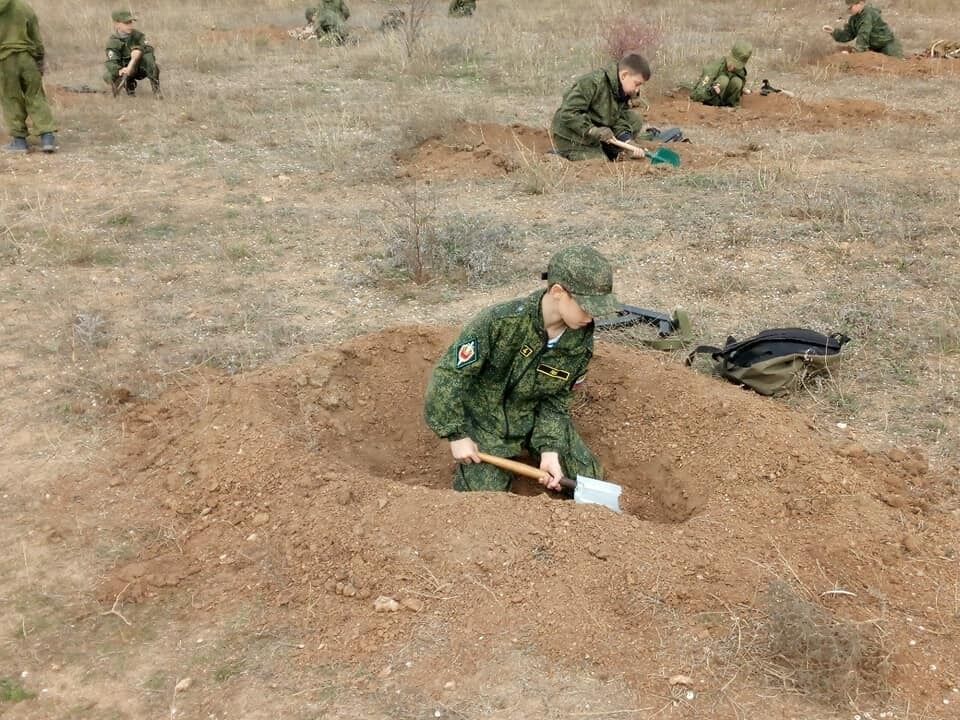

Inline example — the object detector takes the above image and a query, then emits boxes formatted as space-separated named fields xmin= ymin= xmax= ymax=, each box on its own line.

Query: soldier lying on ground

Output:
xmin=425 ymin=246 xmax=620 ymax=492
xmin=690 ymin=41 xmax=753 ymax=107
xmin=103 ymin=10 xmax=161 ymax=97
xmin=823 ymin=1 xmax=902 ymax=58
xmin=305 ymin=0 xmax=350 ymax=45
xmin=550 ymin=53 xmax=654 ymax=161
xmin=0 ymin=0 xmax=56 ymax=152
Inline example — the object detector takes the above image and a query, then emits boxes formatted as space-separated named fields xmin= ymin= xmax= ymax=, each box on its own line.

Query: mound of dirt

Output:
xmin=647 ymin=91 xmax=920 ymax=131
xmin=396 ymin=122 xmax=736 ymax=179
xmin=74 ymin=325 xmax=959 ymax=713
xmin=199 ymin=25 xmax=292 ymax=45
xmin=819 ymin=50 xmax=960 ymax=76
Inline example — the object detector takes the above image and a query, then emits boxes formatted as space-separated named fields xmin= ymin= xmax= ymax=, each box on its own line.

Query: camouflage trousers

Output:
xmin=871 ymin=39 xmax=903 ymax=58
xmin=453 ymin=419 xmax=603 ymax=492
xmin=449 ymin=0 xmax=476 ymax=17
xmin=551 ymin=112 xmax=645 ymax=161
xmin=313 ymin=12 xmax=348 ymax=42
xmin=699 ymin=74 xmax=744 ymax=107
xmin=104 ymin=50 xmax=160 ymax=87
xmin=0 ymin=51 xmax=56 ymax=137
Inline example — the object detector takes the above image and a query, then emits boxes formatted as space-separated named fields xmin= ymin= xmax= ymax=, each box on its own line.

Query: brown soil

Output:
xmin=397 ymin=89 xmax=920 ymax=179
xmin=199 ymin=25 xmax=293 ymax=45
xmin=72 ymin=325 xmax=959 ymax=713
xmin=396 ymin=121 xmax=749 ymax=179
xmin=819 ymin=50 xmax=960 ymax=76
xmin=647 ymin=91 xmax=921 ymax=131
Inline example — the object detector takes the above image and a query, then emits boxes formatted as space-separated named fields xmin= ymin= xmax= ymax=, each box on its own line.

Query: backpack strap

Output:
xmin=685 ymin=344 xmax=724 ymax=365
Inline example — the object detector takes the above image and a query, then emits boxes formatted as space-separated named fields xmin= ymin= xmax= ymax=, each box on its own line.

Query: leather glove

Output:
xmin=587 ymin=126 xmax=615 ymax=143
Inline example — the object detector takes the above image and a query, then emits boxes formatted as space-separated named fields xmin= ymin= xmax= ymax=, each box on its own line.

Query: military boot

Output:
xmin=4 ymin=137 xmax=29 ymax=153
xmin=125 ymin=78 xmax=137 ymax=96
xmin=150 ymin=79 xmax=163 ymax=99
xmin=40 ymin=133 xmax=57 ymax=153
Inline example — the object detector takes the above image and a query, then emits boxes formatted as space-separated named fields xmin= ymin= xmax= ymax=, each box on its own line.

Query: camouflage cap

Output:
xmin=111 ymin=10 xmax=136 ymax=22
xmin=543 ymin=245 xmax=620 ymax=319
xmin=728 ymin=40 xmax=753 ymax=70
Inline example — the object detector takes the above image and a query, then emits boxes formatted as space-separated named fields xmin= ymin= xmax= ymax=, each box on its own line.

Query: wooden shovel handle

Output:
xmin=605 ymin=137 xmax=646 ymax=156
xmin=476 ymin=452 xmax=576 ymax=490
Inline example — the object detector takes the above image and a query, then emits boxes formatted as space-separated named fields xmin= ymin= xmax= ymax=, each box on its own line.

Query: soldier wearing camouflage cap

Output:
xmin=425 ymin=245 xmax=620 ymax=492
xmin=690 ymin=40 xmax=753 ymax=107
xmin=822 ymin=2 xmax=902 ymax=58
xmin=103 ymin=9 xmax=161 ymax=97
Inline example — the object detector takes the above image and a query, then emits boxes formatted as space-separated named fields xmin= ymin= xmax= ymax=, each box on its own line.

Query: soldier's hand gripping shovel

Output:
xmin=476 ymin=452 xmax=622 ymax=513
xmin=606 ymin=137 xmax=681 ymax=168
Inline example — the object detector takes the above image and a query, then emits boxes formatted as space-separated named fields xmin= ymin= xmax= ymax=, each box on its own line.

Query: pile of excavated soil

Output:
xmin=397 ymin=90 xmax=918 ymax=178
xmin=396 ymin=122 xmax=739 ymax=179
xmin=199 ymin=25 xmax=292 ymax=45
xmin=646 ymin=91 xmax=920 ymax=132
xmin=819 ymin=51 xmax=960 ymax=76
xmin=73 ymin=325 xmax=960 ymax=714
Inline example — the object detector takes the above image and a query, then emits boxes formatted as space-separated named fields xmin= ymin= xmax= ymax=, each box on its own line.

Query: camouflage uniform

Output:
xmin=449 ymin=0 xmax=476 ymax=17
xmin=832 ymin=4 xmax=902 ymax=57
xmin=424 ymin=246 xmax=621 ymax=492
xmin=690 ymin=41 xmax=752 ymax=107
xmin=103 ymin=15 xmax=160 ymax=96
xmin=0 ymin=0 xmax=56 ymax=145
xmin=551 ymin=63 xmax=645 ymax=161
xmin=306 ymin=0 xmax=350 ymax=43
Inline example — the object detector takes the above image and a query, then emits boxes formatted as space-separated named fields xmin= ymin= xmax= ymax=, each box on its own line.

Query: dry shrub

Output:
xmin=761 ymin=581 xmax=891 ymax=704
xmin=601 ymin=16 xmax=663 ymax=61
xmin=379 ymin=189 xmax=519 ymax=287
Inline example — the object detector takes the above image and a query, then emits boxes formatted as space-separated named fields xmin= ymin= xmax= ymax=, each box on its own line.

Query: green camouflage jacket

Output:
xmin=0 ymin=0 xmax=44 ymax=61
xmin=307 ymin=0 xmax=350 ymax=22
xmin=425 ymin=290 xmax=594 ymax=455
xmin=105 ymin=29 xmax=151 ymax=65
xmin=690 ymin=57 xmax=747 ymax=102
xmin=832 ymin=5 xmax=895 ymax=52
xmin=551 ymin=63 xmax=639 ymax=149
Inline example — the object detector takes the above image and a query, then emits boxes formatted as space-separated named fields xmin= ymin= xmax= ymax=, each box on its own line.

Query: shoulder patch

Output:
xmin=520 ymin=344 xmax=534 ymax=358
xmin=456 ymin=338 xmax=479 ymax=369
xmin=536 ymin=364 xmax=571 ymax=381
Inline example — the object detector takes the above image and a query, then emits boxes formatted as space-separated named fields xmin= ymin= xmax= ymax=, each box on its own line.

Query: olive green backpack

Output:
xmin=686 ymin=328 xmax=850 ymax=396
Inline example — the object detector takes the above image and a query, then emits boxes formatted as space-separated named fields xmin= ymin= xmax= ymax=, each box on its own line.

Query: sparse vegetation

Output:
xmin=0 ymin=677 xmax=35 ymax=703
xmin=379 ymin=189 xmax=519 ymax=287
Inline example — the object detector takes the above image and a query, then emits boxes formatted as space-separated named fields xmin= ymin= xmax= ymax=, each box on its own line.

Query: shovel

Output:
xmin=476 ymin=452 xmax=622 ymax=513
xmin=607 ymin=137 xmax=681 ymax=167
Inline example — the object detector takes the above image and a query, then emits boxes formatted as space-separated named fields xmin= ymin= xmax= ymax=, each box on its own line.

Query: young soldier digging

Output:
xmin=823 ymin=1 xmax=902 ymax=58
xmin=0 ymin=0 xmax=56 ymax=152
xmin=424 ymin=246 xmax=620 ymax=492
xmin=690 ymin=41 xmax=753 ymax=108
xmin=103 ymin=10 xmax=162 ymax=97
xmin=550 ymin=53 xmax=652 ymax=161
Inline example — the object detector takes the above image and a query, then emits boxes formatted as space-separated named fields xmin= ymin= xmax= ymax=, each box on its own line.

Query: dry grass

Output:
xmin=3 ymin=0 xmax=960 ymax=717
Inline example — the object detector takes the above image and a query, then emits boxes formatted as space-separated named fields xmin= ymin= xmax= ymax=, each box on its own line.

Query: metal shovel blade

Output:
xmin=573 ymin=475 xmax=622 ymax=513
xmin=648 ymin=147 xmax=681 ymax=167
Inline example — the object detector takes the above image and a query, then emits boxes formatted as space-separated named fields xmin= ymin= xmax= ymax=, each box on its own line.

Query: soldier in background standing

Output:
xmin=0 ymin=0 xmax=56 ymax=152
